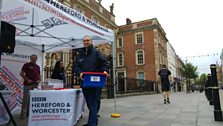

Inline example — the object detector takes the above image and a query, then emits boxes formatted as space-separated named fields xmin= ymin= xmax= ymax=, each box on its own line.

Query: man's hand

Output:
xmin=103 ymin=71 xmax=108 ymax=77
xmin=80 ymin=73 xmax=84 ymax=80
xmin=36 ymin=80 xmax=41 ymax=84
xmin=27 ymin=79 xmax=33 ymax=84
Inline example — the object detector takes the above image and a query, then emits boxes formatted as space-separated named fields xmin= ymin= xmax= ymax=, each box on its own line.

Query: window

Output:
xmin=74 ymin=5 xmax=84 ymax=14
xmin=104 ymin=24 xmax=110 ymax=29
xmin=159 ymin=51 xmax=163 ymax=64
xmin=137 ymin=72 xmax=145 ymax=80
xmin=99 ymin=6 xmax=103 ymax=13
xmin=117 ymin=52 xmax=124 ymax=67
xmin=91 ymin=16 xmax=98 ymax=23
xmin=137 ymin=71 xmax=145 ymax=86
xmin=135 ymin=32 xmax=144 ymax=44
xmin=117 ymin=36 xmax=123 ymax=47
xmin=136 ymin=50 xmax=145 ymax=65
xmin=158 ymin=34 xmax=161 ymax=43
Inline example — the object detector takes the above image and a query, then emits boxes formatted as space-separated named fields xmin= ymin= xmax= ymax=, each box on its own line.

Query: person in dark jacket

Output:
xmin=158 ymin=64 xmax=171 ymax=104
xmin=51 ymin=61 xmax=65 ymax=82
xmin=75 ymin=35 xmax=109 ymax=126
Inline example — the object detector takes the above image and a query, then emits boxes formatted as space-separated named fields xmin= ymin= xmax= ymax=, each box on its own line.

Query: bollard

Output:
xmin=204 ymin=74 xmax=214 ymax=105
xmin=210 ymin=64 xmax=223 ymax=121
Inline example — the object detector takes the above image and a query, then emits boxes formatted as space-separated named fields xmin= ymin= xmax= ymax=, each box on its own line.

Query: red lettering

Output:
xmin=12 ymin=92 xmax=18 ymax=97
xmin=0 ymin=71 xmax=23 ymax=96
xmin=0 ymin=71 xmax=4 ymax=76
xmin=9 ymin=100 xmax=17 ymax=109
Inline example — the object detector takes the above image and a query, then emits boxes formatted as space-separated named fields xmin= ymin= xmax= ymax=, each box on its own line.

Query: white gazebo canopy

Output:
xmin=1 ymin=0 xmax=114 ymax=52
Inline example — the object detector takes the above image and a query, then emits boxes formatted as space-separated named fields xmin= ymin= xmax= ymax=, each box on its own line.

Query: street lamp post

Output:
xmin=107 ymin=55 xmax=114 ymax=98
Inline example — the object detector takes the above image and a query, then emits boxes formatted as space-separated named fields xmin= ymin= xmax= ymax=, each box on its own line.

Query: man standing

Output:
xmin=158 ymin=64 xmax=171 ymax=104
xmin=75 ymin=35 xmax=109 ymax=126
xmin=20 ymin=54 xmax=40 ymax=118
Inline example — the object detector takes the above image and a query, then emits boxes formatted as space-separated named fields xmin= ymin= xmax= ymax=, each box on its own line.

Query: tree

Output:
xmin=179 ymin=63 xmax=198 ymax=93
xmin=195 ymin=73 xmax=207 ymax=86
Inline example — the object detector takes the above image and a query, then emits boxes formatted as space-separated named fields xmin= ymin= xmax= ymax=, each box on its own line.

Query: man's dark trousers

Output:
xmin=97 ymin=88 xmax=102 ymax=114
xmin=83 ymin=87 xmax=101 ymax=126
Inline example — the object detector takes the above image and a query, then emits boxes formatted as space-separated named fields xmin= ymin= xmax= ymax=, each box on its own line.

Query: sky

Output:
xmin=102 ymin=0 xmax=223 ymax=74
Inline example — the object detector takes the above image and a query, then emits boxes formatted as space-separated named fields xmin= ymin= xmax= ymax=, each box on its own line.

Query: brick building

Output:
xmin=116 ymin=18 xmax=168 ymax=84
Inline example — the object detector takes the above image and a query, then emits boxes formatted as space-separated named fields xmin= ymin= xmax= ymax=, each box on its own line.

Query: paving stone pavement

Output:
xmin=76 ymin=90 xmax=223 ymax=126
xmin=3 ymin=90 xmax=223 ymax=126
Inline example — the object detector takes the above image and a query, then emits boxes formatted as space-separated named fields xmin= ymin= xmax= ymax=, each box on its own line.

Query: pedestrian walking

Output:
xmin=158 ymin=64 xmax=171 ymax=104
xmin=75 ymin=35 xmax=109 ymax=126
xmin=20 ymin=54 xmax=40 ymax=118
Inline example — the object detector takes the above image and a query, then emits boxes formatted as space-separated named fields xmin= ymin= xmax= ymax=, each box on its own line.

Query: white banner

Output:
xmin=0 ymin=90 xmax=12 ymax=124
xmin=28 ymin=89 xmax=83 ymax=126
xmin=73 ymin=89 xmax=84 ymax=124
xmin=0 ymin=43 xmax=43 ymax=114
xmin=0 ymin=66 xmax=23 ymax=114
xmin=1 ymin=44 xmax=43 ymax=80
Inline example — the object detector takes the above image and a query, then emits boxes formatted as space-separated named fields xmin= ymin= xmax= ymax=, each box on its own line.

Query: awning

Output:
xmin=1 ymin=0 xmax=114 ymax=52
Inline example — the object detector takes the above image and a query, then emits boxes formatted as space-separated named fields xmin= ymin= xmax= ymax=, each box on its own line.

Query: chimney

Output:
xmin=126 ymin=18 xmax=132 ymax=25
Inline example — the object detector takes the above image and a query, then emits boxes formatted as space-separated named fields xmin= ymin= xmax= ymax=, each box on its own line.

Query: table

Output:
xmin=28 ymin=89 xmax=84 ymax=126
